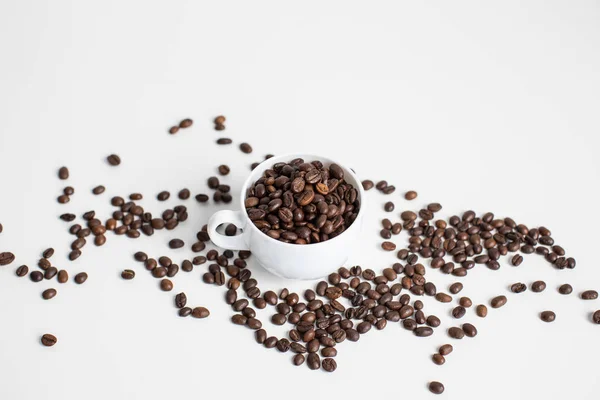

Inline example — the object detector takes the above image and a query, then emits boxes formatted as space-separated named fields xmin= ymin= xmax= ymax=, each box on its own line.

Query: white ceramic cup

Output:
xmin=207 ymin=153 xmax=365 ymax=280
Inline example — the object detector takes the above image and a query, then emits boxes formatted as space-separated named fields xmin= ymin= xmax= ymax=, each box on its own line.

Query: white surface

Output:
xmin=208 ymin=153 xmax=366 ymax=280
xmin=1 ymin=1 xmax=600 ymax=399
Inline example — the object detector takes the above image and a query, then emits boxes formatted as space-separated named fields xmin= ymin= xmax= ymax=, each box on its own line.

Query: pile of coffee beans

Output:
xmin=1 ymin=114 xmax=597 ymax=397
xmin=244 ymin=159 xmax=360 ymax=244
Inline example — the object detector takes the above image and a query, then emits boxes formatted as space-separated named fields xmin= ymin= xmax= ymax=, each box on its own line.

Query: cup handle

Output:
xmin=207 ymin=210 xmax=250 ymax=250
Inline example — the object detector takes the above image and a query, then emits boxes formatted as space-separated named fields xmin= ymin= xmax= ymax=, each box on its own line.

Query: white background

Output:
xmin=1 ymin=1 xmax=600 ymax=399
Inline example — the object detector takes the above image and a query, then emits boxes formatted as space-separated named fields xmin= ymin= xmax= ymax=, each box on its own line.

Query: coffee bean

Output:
xmin=42 ymin=248 xmax=54 ymax=259
xmin=44 ymin=267 xmax=58 ymax=280
xmin=414 ymin=327 xmax=433 ymax=337
xmin=277 ymin=338 xmax=291 ymax=352
xmin=426 ymin=315 xmax=441 ymax=327
xmin=293 ymin=354 xmax=305 ymax=366
xmin=449 ymin=282 xmax=463 ymax=294
xmin=439 ymin=344 xmax=453 ymax=356
xmin=178 ymin=307 xmax=191 ymax=317
xmin=179 ymin=118 xmax=193 ymax=128
xmin=362 ymin=180 xmax=374 ymax=190
xmin=511 ymin=254 xmax=523 ymax=266
xmin=218 ymin=165 xmax=230 ymax=176
xmin=404 ymin=190 xmax=417 ymax=200
xmin=0 ymin=252 xmax=16 ymax=266
xmin=511 ymin=283 xmax=527 ymax=293
xmin=106 ymin=154 xmax=121 ymax=166
xmin=41 ymin=334 xmax=57 ymax=347
xmin=307 ymin=353 xmax=321 ymax=370
xmin=160 ymin=279 xmax=173 ymax=291
xmin=452 ymin=306 xmax=466 ymax=319
xmin=57 ymin=270 xmax=68 ymax=283
xmin=42 ymin=288 xmax=57 ymax=300
xmin=540 ymin=311 xmax=556 ymax=322
xmin=459 ymin=297 xmax=472 ymax=308
xmin=322 ymin=358 xmax=337 ymax=372
xmin=435 ymin=293 xmax=452 ymax=303
xmin=169 ymin=239 xmax=184 ymax=249
xmin=432 ymin=354 xmax=445 ymax=365
xmin=74 ymin=272 xmax=88 ymax=284
xmin=531 ymin=280 xmax=546 ymax=293
xmin=593 ymin=310 xmax=600 ymax=324
xmin=16 ymin=265 xmax=29 ymax=277
xmin=58 ymin=167 xmax=69 ymax=180
xmin=382 ymin=242 xmax=396 ymax=251
xmin=238 ymin=142 xmax=253 ymax=154
xmin=69 ymin=250 xmax=81 ymax=261
xmin=558 ymin=284 xmax=573 ymax=295
xmin=476 ymin=304 xmax=488 ymax=317
xmin=429 ymin=381 xmax=444 ymax=395
xmin=57 ymin=194 xmax=70 ymax=204
xmin=192 ymin=307 xmax=210 ymax=318
xmin=30 ymin=271 xmax=43 ymax=282
xmin=217 ymin=138 xmax=232 ymax=145
xmin=448 ymin=327 xmax=465 ymax=339
xmin=384 ymin=202 xmax=395 ymax=212
xmin=60 ymin=214 xmax=76 ymax=222
xmin=491 ymin=295 xmax=507 ymax=308
xmin=121 ymin=269 xmax=135 ymax=280
xmin=581 ymin=290 xmax=598 ymax=300
xmin=157 ymin=191 xmax=170 ymax=201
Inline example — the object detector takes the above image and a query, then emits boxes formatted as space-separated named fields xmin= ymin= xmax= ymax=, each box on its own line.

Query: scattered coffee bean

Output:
xmin=192 ymin=307 xmax=210 ymax=318
xmin=0 ymin=252 xmax=16 ymax=266
xmin=178 ymin=189 xmax=190 ymax=200
xmin=217 ymin=138 xmax=232 ymax=145
xmin=581 ymin=290 xmax=598 ymax=300
xmin=558 ymin=284 xmax=573 ymax=295
xmin=160 ymin=279 xmax=173 ymax=291
xmin=169 ymin=239 xmax=184 ymax=249
xmin=179 ymin=118 xmax=193 ymax=128
xmin=240 ymin=143 xmax=253 ymax=154
xmin=540 ymin=311 xmax=556 ymax=322
xmin=218 ymin=165 xmax=230 ymax=175
xmin=449 ymin=282 xmax=463 ymax=294
xmin=491 ymin=295 xmax=507 ymax=308
xmin=462 ymin=323 xmax=477 ymax=337
xmin=157 ymin=191 xmax=170 ymax=201
xmin=121 ymin=269 xmax=135 ymax=280
xmin=74 ymin=272 xmax=88 ymax=284
xmin=322 ymin=358 xmax=337 ymax=372
xmin=592 ymin=310 xmax=600 ymax=324
xmin=214 ymin=115 xmax=226 ymax=130
xmin=58 ymin=167 xmax=69 ymax=180
xmin=384 ymin=202 xmax=394 ymax=212
xmin=106 ymin=154 xmax=121 ymax=166
xmin=429 ymin=381 xmax=444 ymax=395
xmin=16 ymin=265 xmax=29 ymax=277
xmin=511 ymin=283 xmax=527 ymax=293
xmin=293 ymin=354 xmax=305 ymax=366
xmin=448 ymin=327 xmax=465 ymax=339
xmin=405 ymin=191 xmax=417 ymax=200
xmin=476 ymin=304 xmax=488 ymax=318
xmin=57 ymin=270 xmax=68 ymax=283
xmin=531 ymin=280 xmax=546 ymax=293
xmin=432 ymin=354 xmax=445 ymax=365
xmin=41 ymin=334 xmax=57 ymax=347
xmin=30 ymin=271 xmax=43 ymax=282
xmin=382 ymin=242 xmax=396 ymax=251
xmin=42 ymin=288 xmax=57 ymax=300
xmin=439 ymin=344 xmax=453 ymax=356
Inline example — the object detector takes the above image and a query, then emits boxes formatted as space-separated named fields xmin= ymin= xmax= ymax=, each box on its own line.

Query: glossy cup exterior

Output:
xmin=207 ymin=153 xmax=365 ymax=280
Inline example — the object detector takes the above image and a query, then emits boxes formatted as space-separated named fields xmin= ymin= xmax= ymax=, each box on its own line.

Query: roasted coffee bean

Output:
xmin=217 ymin=138 xmax=232 ymax=145
xmin=30 ymin=271 xmax=43 ymax=282
xmin=178 ymin=118 xmax=193 ymax=128
xmin=429 ymin=381 xmax=444 ymax=395
xmin=58 ymin=166 xmax=69 ymax=180
xmin=160 ymin=279 xmax=173 ymax=291
xmin=476 ymin=304 xmax=488 ymax=317
xmin=307 ymin=353 xmax=321 ymax=369
xmin=381 ymin=241 xmax=396 ymax=251
xmin=512 ymin=254 xmax=523 ymax=266
xmin=106 ymin=154 xmax=121 ymax=166
xmin=435 ymin=293 xmax=452 ymax=303
xmin=57 ymin=270 xmax=68 ymax=283
xmin=157 ymin=191 xmax=170 ymax=201
xmin=531 ymin=280 xmax=546 ymax=293
xmin=74 ymin=272 xmax=88 ymax=284
xmin=41 ymin=334 xmax=57 ymax=347
xmin=426 ymin=315 xmax=441 ymax=327
xmin=178 ymin=307 xmax=192 ymax=317
xmin=511 ymin=283 xmax=527 ymax=293
xmin=593 ymin=310 xmax=600 ymax=324
xmin=362 ymin=180 xmax=374 ymax=190
xmin=449 ymin=282 xmax=463 ymax=294
xmin=448 ymin=327 xmax=465 ymax=339
xmin=452 ymin=306 xmax=466 ymax=319
xmin=61 ymin=214 xmax=76 ymax=222
xmin=540 ymin=311 xmax=556 ymax=322
xmin=0 ymin=252 xmax=16 ymax=266
xmin=414 ymin=327 xmax=433 ymax=337
xmin=405 ymin=191 xmax=417 ymax=200
xmin=491 ymin=295 xmax=507 ymax=308
xmin=462 ymin=323 xmax=477 ymax=337
xmin=322 ymin=358 xmax=337 ymax=372
xmin=42 ymin=248 xmax=54 ymax=259
xmin=44 ymin=267 xmax=58 ymax=280
xmin=169 ymin=239 xmax=184 ymax=249
xmin=63 ymin=186 xmax=75 ymax=195
xmin=459 ymin=297 xmax=472 ymax=308
xmin=174 ymin=292 xmax=187 ymax=308
xmin=121 ymin=269 xmax=135 ymax=280
xmin=558 ymin=284 xmax=573 ymax=295
xmin=581 ymin=290 xmax=598 ymax=300
xmin=16 ymin=265 xmax=29 ymax=277
xmin=432 ymin=354 xmax=445 ymax=365
xmin=192 ymin=307 xmax=210 ymax=318
xmin=439 ymin=344 xmax=453 ymax=356
xmin=57 ymin=194 xmax=70 ymax=204
xmin=277 ymin=338 xmax=291 ymax=352
xmin=218 ymin=165 xmax=230 ymax=176
xmin=384 ymin=202 xmax=395 ymax=212
xmin=42 ymin=288 xmax=57 ymax=300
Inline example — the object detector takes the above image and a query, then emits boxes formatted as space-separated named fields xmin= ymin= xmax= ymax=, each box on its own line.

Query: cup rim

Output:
xmin=238 ymin=153 xmax=366 ymax=248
